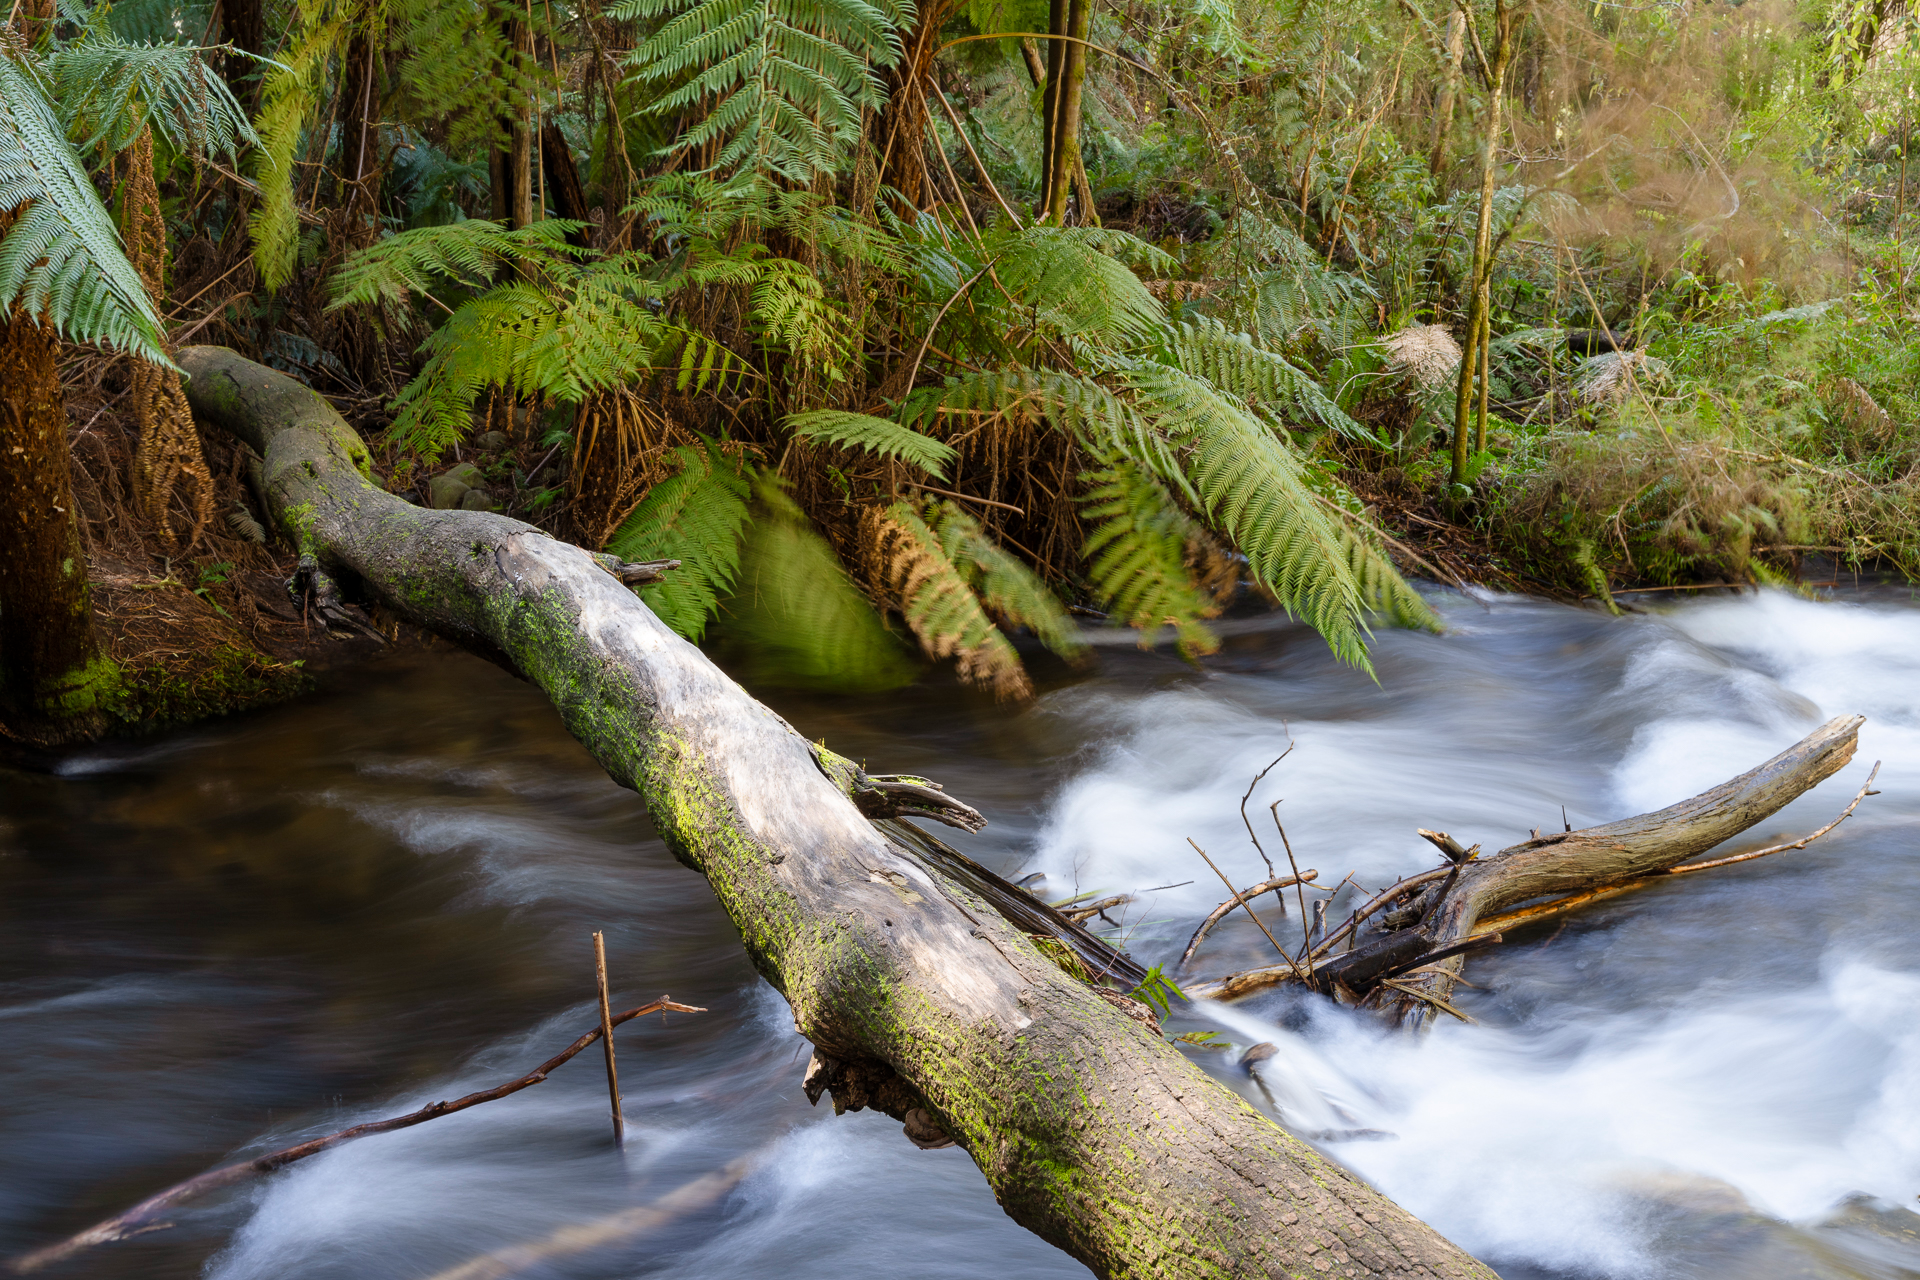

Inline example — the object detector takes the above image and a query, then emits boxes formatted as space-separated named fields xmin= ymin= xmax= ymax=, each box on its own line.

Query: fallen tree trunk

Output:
xmin=179 ymin=346 xmax=1494 ymax=1279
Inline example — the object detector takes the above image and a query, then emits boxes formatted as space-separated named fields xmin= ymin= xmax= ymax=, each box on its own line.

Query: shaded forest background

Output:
xmin=2 ymin=0 xmax=1916 ymax=736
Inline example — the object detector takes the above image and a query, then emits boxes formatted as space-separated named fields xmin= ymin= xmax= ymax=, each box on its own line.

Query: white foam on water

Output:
xmin=1029 ymin=589 xmax=1920 ymax=1276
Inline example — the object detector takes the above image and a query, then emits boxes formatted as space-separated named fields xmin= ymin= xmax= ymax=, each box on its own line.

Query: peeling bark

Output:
xmin=179 ymin=344 xmax=1495 ymax=1280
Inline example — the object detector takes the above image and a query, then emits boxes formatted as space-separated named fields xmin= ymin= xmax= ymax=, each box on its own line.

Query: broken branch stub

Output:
xmin=178 ymin=346 xmax=1495 ymax=1280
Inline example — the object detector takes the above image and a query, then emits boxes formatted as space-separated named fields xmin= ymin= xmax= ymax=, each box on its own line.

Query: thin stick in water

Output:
xmin=593 ymin=931 xmax=624 ymax=1147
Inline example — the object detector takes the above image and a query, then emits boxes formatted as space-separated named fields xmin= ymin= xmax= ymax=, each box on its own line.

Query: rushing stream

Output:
xmin=3 ymin=587 xmax=1918 ymax=1279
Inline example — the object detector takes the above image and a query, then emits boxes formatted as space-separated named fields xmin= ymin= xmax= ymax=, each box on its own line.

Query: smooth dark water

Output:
xmin=2 ymin=587 xmax=1917 ymax=1279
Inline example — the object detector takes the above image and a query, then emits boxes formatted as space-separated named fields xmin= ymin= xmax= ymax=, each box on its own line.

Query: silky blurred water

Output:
xmin=2 ymin=586 xmax=1916 ymax=1279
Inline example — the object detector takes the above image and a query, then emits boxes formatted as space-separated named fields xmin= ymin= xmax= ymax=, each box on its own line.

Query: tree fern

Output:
xmin=785 ymin=410 xmax=955 ymax=477
xmin=1126 ymin=361 xmax=1373 ymax=668
xmin=863 ymin=500 xmax=1031 ymax=699
xmin=392 ymin=0 xmax=539 ymax=155
xmin=969 ymin=223 xmax=1172 ymax=347
xmin=49 ymin=35 xmax=257 ymax=161
xmin=328 ymin=218 xmax=584 ymax=309
xmin=1078 ymin=459 xmax=1221 ymax=657
xmin=250 ymin=0 xmax=351 ymax=289
xmin=1335 ymin=517 xmax=1443 ymax=633
xmin=0 ymin=49 xmax=166 ymax=364
xmin=604 ymin=442 xmax=753 ymax=641
xmin=710 ymin=477 xmax=920 ymax=691
xmin=920 ymin=498 xmax=1085 ymax=659
xmin=617 ymin=0 xmax=912 ymax=184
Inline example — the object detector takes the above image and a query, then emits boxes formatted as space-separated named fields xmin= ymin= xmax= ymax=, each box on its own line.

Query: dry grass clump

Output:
xmin=1379 ymin=324 xmax=1462 ymax=390
xmin=1574 ymin=350 xmax=1672 ymax=404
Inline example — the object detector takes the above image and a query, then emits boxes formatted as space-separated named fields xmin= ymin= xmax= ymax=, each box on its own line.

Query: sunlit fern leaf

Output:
xmin=328 ymin=218 xmax=584 ymax=310
xmin=863 ymin=500 xmax=1030 ymax=698
xmin=0 ymin=50 xmax=167 ymax=365
xmin=385 ymin=260 xmax=739 ymax=458
xmin=785 ymin=410 xmax=955 ymax=478
xmin=1078 ymin=458 xmax=1221 ymax=658
xmin=920 ymin=498 xmax=1086 ymax=659
xmin=617 ymin=0 xmax=911 ymax=185
xmin=981 ymin=223 xmax=1169 ymax=346
xmin=708 ymin=476 xmax=921 ymax=691
xmin=1127 ymin=361 xmax=1372 ymax=668
xmin=49 ymin=36 xmax=257 ymax=162
xmin=250 ymin=0 xmax=350 ymax=289
xmin=604 ymin=442 xmax=753 ymax=641
xmin=1163 ymin=318 xmax=1375 ymax=442
xmin=1334 ymin=517 xmax=1442 ymax=632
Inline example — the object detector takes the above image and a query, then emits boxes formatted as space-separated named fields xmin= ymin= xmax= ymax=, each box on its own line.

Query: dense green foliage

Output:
xmin=5 ymin=0 xmax=1917 ymax=695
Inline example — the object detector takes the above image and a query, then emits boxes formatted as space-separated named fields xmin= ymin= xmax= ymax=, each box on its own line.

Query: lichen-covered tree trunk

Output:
xmin=180 ymin=344 xmax=1495 ymax=1280
xmin=0 ymin=275 xmax=111 ymax=745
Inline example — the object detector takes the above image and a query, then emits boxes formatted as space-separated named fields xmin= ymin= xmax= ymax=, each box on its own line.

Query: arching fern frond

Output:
xmin=328 ymin=218 xmax=584 ymax=309
xmin=618 ymin=0 xmax=911 ymax=184
xmin=1162 ymin=319 xmax=1376 ymax=442
xmin=979 ymin=223 xmax=1169 ymax=346
xmin=1336 ymin=518 xmax=1442 ymax=632
xmin=863 ymin=500 xmax=1030 ymax=698
xmin=1127 ymin=361 xmax=1372 ymax=668
xmin=250 ymin=0 xmax=350 ymax=289
xmin=785 ymin=410 xmax=955 ymax=477
xmin=49 ymin=36 xmax=257 ymax=161
xmin=604 ymin=442 xmax=753 ymax=641
xmin=906 ymin=367 xmax=1180 ymax=488
xmin=0 ymin=50 xmax=166 ymax=364
xmin=712 ymin=477 xmax=920 ymax=690
xmin=1078 ymin=459 xmax=1221 ymax=657
xmin=920 ymin=499 xmax=1085 ymax=659
xmin=750 ymin=257 xmax=851 ymax=381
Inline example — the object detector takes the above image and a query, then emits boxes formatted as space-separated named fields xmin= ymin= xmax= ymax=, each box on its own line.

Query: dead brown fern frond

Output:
xmin=860 ymin=502 xmax=1030 ymax=699
xmin=124 ymin=128 xmax=215 ymax=550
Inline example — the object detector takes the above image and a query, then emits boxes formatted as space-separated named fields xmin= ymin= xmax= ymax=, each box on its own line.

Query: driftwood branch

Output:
xmin=1190 ymin=716 xmax=1867 ymax=1010
xmin=1178 ymin=872 xmax=1319 ymax=968
xmin=422 ymin=1154 xmax=760 ymax=1280
xmin=171 ymin=346 xmax=1494 ymax=1279
xmin=8 ymin=998 xmax=705 ymax=1275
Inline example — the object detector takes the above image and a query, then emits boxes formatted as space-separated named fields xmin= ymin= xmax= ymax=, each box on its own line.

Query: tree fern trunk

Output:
xmin=180 ymin=343 xmax=1497 ymax=1280
xmin=0 ymin=260 xmax=111 ymax=745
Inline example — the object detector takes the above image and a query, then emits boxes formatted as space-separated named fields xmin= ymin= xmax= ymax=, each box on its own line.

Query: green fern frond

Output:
xmin=1162 ymin=318 xmax=1376 ymax=442
xmin=919 ymin=499 xmax=1085 ymax=659
xmin=604 ymin=442 xmax=753 ymax=641
xmin=0 ymin=50 xmax=167 ymax=364
xmin=1127 ymin=361 xmax=1372 ymax=668
xmin=1078 ymin=459 xmax=1221 ymax=657
xmin=864 ymin=500 xmax=1030 ymax=698
xmin=907 ymin=367 xmax=1182 ymax=490
xmin=618 ymin=0 xmax=911 ymax=184
xmin=709 ymin=476 xmax=920 ymax=691
xmin=49 ymin=36 xmax=258 ymax=161
xmin=392 ymin=0 xmax=542 ymax=153
xmin=1337 ymin=518 xmax=1443 ymax=632
xmin=785 ymin=410 xmax=955 ymax=478
xmin=328 ymin=218 xmax=584 ymax=309
xmin=750 ymin=257 xmax=850 ymax=380
xmin=250 ymin=0 xmax=349 ymax=289
xmin=981 ymin=223 xmax=1168 ymax=346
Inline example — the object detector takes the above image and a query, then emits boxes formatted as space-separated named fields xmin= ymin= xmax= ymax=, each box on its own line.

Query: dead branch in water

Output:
xmin=8 ymin=997 xmax=705 ymax=1275
xmin=1178 ymin=871 xmax=1319 ymax=969
xmin=1187 ymin=717 xmax=1873 ymax=1018
xmin=422 ymin=1153 xmax=762 ymax=1280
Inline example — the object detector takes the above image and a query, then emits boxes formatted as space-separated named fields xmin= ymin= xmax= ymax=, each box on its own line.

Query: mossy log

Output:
xmin=179 ymin=345 xmax=1495 ymax=1280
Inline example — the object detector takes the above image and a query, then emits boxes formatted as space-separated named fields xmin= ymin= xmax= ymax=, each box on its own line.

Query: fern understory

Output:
xmin=6 ymin=0 xmax=1917 ymax=711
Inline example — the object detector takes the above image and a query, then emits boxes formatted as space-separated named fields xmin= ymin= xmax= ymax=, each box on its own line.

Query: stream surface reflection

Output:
xmin=1 ymin=587 xmax=1917 ymax=1279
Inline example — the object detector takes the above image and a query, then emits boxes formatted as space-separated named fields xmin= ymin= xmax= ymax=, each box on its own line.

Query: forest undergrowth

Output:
xmin=4 ymin=0 xmax=1917 ymax=727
